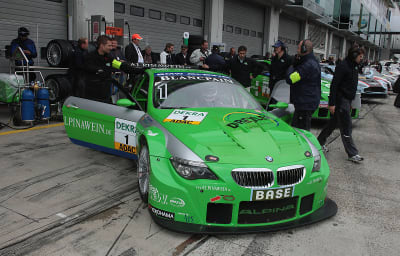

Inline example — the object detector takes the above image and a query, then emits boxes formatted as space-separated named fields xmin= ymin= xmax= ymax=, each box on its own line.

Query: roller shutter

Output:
xmin=278 ymin=14 xmax=302 ymax=56
xmin=331 ymin=35 xmax=342 ymax=59
xmin=222 ymin=0 xmax=264 ymax=57
xmin=0 ymin=0 xmax=67 ymax=73
xmin=115 ymin=0 xmax=204 ymax=55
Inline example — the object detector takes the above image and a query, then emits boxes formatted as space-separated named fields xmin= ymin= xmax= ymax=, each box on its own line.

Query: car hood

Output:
xmin=151 ymin=108 xmax=311 ymax=165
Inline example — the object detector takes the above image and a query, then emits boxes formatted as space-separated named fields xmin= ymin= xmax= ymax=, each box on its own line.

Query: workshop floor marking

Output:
xmin=0 ymin=123 xmax=64 ymax=136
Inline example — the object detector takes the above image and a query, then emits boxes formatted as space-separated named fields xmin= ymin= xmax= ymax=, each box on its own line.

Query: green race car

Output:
xmin=63 ymin=65 xmax=337 ymax=233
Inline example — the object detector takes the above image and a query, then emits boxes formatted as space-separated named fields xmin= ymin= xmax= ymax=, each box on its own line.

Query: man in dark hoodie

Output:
xmin=286 ymin=39 xmax=321 ymax=131
xmin=317 ymin=46 xmax=365 ymax=163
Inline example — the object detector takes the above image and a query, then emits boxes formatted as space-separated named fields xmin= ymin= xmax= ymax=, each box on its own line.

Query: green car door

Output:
xmin=63 ymin=96 xmax=145 ymax=159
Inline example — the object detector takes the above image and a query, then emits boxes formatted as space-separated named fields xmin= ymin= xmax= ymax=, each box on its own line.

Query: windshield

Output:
xmin=153 ymin=73 xmax=262 ymax=110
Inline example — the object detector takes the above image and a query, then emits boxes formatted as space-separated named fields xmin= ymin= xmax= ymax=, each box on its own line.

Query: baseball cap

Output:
xmin=132 ymin=34 xmax=143 ymax=40
xmin=18 ymin=27 xmax=30 ymax=36
xmin=272 ymin=40 xmax=285 ymax=48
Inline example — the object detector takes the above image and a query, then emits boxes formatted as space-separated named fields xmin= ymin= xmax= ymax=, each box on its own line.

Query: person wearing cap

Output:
xmin=175 ymin=45 xmax=191 ymax=65
xmin=269 ymin=40 xmax=292 ymax=93
xmin=125 ymin=33 xmax=144 ymax=63
xmin=160 ymin=43 xmax=175 ymax=65
xmin=190 ymin=40 xmax=211 ymax=66
xmin=205 ymin=45 xmax=226 ymax=73
xmin=10 ymin=27 xmax=37 ymax=67
xmin=10 ymin=27 xmax=38 ymax=81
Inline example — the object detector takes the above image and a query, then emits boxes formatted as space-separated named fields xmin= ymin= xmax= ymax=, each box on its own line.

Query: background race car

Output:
xmin=62 ymin=66 xmax=337 ymax=233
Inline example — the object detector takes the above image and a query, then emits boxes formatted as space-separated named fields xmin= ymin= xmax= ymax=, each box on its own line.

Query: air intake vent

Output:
xmin=231 ymin=168 xmax=274 ymax=188
xmin=276 ymin=165 xmax=305 ymax=186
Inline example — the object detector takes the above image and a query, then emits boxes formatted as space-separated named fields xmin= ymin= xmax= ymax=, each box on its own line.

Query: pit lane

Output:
xmin=0 ymin=94 xmax=399 ymax=256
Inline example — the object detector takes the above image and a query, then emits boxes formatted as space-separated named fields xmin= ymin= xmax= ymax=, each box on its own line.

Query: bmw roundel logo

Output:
xmin=265 ymin=156 xmax=273 ymax=162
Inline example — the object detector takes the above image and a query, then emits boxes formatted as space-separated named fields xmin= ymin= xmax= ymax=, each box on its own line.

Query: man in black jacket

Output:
xmin=84 ymin=35 xmax=115 ymax=103
xmin=227 ymin=45 xmax=258 ymax=88
xmin=286 ymin=40 xmax=321 ymax=131
xmin=205 ymin=45 xmax=226 ymax=73
xmin=270 ymin=40 xmax=292 ymax=93
xmin=317 ymin=46 xmax=365 ymax=163
xmin=175 ymin=45 xmax=191 ymax=65
xmin=125 ymin=34 xmax=144 ymax=63
xmin=70 ymin=37 xmax=88 ymax=97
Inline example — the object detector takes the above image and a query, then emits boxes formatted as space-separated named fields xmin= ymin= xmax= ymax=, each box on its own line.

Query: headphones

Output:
xmin=300 ymin=39 xmax=309 ymax=54
xmin=349 ymin=46 xmax=362 ymax=61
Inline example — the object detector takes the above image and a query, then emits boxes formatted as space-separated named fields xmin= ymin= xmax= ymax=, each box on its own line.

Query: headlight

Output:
xmin=312 ymin=154 xmax=321 ymax=172
xmin=170 ymin=156 xmax=218 ymax=180
xmin=295 ymin=128 xmax=321 ymax=172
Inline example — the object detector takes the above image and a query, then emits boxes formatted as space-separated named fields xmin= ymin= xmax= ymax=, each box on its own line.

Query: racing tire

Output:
xmin=137 ymin=143 xmax=151 ymax=203
xmin=46 ymin=39 xmax=74 ymax=67
xmin=45 ymin=75 xmax=73 ymax=103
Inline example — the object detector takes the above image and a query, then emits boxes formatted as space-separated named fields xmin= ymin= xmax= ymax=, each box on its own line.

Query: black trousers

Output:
xmin=317 ymin=98 xmax=359 ymax=157
xmin=291 ymin=109 xmax=313 ymax=131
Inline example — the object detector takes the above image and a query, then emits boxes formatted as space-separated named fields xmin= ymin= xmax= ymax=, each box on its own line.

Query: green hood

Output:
xmin=152 ymin=108 xmax=310 ymax=165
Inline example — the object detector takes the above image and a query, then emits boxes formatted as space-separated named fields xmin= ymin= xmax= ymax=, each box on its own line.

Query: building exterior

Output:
xmin=0 ymin=0 xmax=397 ymax=73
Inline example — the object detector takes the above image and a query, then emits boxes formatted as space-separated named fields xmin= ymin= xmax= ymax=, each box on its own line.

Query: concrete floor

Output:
xmin=0 ymin=95 xmax=399 ymax=256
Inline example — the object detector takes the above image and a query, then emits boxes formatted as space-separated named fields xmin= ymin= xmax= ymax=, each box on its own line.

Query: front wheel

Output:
xmin=137 ymin=144 xmax=150 ymax=203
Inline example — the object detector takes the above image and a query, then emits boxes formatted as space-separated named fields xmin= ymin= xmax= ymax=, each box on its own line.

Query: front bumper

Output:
xmin=150 ymin=198 xmax=337 ymax=234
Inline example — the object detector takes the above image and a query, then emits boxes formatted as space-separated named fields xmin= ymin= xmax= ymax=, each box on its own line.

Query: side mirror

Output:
xmin=117 ymin=99 xmax=136 ymax=107
xmin=269 ymin=102 xmax=289 ymax=109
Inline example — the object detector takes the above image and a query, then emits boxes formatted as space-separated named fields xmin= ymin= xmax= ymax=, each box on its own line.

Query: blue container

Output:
xmin=21 ymin=89 xmax=35 ymax=121
xmin=37 ymin=88 xmax=50 ymax=120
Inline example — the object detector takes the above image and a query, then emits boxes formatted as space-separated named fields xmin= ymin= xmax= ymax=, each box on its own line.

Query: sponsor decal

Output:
xmin=177 ymin=213 xmax=195 ymax=223
xmin=149 ymin=205 xmax=175 ymax=220
xmin=306 ymin=177 xmax=323 ymax=185
xmin=155 ymin=72 xmax=234 ymax=84
xmin=210 ymin=195 xmax=235 ymax=202
xmin=223 ymin=195 xmax=235 ymax=201
xmin=210 ymin=196 xmax=221 ymax=202
xmin=163 ymin=109 xmax=208 ymax=125
xmin=169 ymin=197 xmax=185 ymax=207
xmin=319 ymin=101 xmax=329 ymax=108
xmin=222 ymin=112 xmax=279 ymax=129
xmin=265 ymin=156 xmax=273 ymax=162
xmin=196 ymin=185 xmax=231 ymax=192
xmin=63 ymin=116 xmax=112 ymax=135
xmin=149 ymin=185 xmax=185 ymax=207
xmin=239 ymin=204 xmax=295 ymax=215
xmin=251 ymin=187 xmax=294 ymax=201
xmin=114 ymin=118 xmax=137 ymax=155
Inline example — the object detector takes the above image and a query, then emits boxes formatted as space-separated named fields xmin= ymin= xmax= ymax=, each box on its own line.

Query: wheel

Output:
xmin=137 ymin=143 xmax=150 ymax=203
xmin=46 ymin=39 xmax=74 ymax=67
xmin=45 ymin=75 xmax=72 ymax=103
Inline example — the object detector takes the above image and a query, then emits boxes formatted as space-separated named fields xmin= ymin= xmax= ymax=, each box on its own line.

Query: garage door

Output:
xmin=278 ymin=14 xmax=302 ymax=56
xmin=0 ymin=0 xmax=67 ymax=73
xmin=222 ymin=0 xmax=264 ymax=57
xmin=331 ymin=35 xmax=342 ymax=59
xmin=114 ymin=0 xmax=204 ymax=55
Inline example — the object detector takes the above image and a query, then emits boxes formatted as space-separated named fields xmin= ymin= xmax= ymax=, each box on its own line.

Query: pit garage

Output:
xmin=0 ymin=0 xmax=67 ymax=73
xmin=222 ymin=0 xmax=265 ymax=56
xmin=278 ymin=14 xmax=302 ymax=55
xmin=114 ymin=0 xmax=204 ymax=53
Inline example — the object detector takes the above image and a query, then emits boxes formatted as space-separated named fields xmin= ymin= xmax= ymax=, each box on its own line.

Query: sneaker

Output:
xmin=348 ymin=155 xmax=364 ymax=163
xmin=321 ymin=145 xmax=329 ymax=153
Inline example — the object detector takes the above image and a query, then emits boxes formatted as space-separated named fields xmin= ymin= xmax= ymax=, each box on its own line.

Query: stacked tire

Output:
xmin=46 ymin=39 xmax=75 ymax=67
xmin=45 ymin=75 xmax=72 ymax=103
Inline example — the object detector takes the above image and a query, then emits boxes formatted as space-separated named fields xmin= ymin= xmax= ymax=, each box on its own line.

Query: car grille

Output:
xmin=276 ymin=165 xmax=305 ymax=186
xmin=231 ymin=168 xmax=274 ymax=188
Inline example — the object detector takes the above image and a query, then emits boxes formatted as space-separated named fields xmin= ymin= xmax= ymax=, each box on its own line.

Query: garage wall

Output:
xmin=114 ymin=0 xmax=204 ymax=54
xmin=222 ymin=0 xmax=264 ymax=57
xmin=331 ymin=35 xmax=342 ymax=59
xmin=0 ymin=0 xmax=68 ymax=73
xmin=278 ymin=14 xmax=302 ymax=56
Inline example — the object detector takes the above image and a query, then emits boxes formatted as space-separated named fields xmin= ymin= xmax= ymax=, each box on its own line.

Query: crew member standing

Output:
xmin=317 ymin=46 xmax=365 ymax=163
xmin=227 ymin=45 xmax=257 ymax=88
xmin=70 ymin=37 xmax=88 ymax=97
xmin=175 ymin=45 xmax=191 ymax=65
xmin=205 ymin=45 xmax=226 ymax=73
xmin=125 ymin=34 xmax=144 ymax=63
xmin=286 ymin=40 xmax=321 ymax=131
xmin=10 ymin=27 xmax=37 ymax=81
xmin=190 ymin=40 xmax=211 ymax=66
xmin=160 ymin=43 xmax=175 ymax=64
xmin=84 ymin=35 xmax=115 ymax=103
xmin=269 ymin=40 xmax=292 ymax=93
